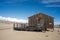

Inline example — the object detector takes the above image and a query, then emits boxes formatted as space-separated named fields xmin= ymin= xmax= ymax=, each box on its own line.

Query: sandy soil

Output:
xmin=0 ymin=28 xmax=60 ymax=40
xmin=0 ymin=23 xmax=13 ymax=29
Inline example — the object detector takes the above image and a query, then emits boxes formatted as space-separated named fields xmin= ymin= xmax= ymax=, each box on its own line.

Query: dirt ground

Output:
xmin=0 ymin=28 xmax=60 ymax=40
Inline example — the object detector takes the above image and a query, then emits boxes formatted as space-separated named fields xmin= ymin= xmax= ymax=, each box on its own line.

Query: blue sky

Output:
xmin=0 ymin=0 xmax=60 ymax=24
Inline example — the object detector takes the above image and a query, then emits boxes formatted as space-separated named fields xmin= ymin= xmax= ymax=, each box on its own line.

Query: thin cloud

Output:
xmin=42 ymin=0 xmax=60 ymax=3
xmin=0 ymin=16 xmax=28 ymax=23
xmin=41 ymin=0 xmax=60 ymax=7
xmin=45 ymin=5 xmax=60 ymax=7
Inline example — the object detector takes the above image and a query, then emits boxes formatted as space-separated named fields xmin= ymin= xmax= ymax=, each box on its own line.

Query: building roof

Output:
xmin=28 ymin=13 xmax=54 ymax=18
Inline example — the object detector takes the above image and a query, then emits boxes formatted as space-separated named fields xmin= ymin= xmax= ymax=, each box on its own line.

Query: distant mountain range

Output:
xmin=0 ymin=19 xmax=28 ymax=24
xmin=54 ymin=25 xmax=60 ymax=28
xmin=0 ymin=16 xmax=28 ymax=23
xmin=0 ymin=20 xmax=14 ymax=24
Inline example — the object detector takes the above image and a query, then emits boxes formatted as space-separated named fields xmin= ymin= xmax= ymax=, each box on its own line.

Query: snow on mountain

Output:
xmin=0 ymin=16 xmax=28 ymax=23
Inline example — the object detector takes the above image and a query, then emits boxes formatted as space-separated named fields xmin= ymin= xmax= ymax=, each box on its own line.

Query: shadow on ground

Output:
xmin=13 ymin=28 xmax=47 ymax=32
